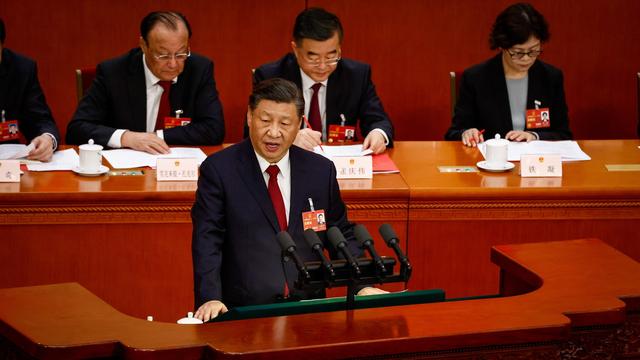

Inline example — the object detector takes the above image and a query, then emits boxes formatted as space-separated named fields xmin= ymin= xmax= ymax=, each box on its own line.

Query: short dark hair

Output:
xmin=140 ymin=11 xmax=192 ymax=44
xmin=293 ymin=7 xmax=343 ymax=46
xmin=489 ymin=3 xmax=550 ymax=50
xmin=0 ymin=18 xmax=5 ymax=44
xmin=249 ymin=78 xmax=304 ymax=119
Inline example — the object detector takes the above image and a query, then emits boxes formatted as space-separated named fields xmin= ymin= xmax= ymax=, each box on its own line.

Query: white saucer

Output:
xmin=476 ymin=160 xmax=515 ymax=172
xmin=72 ymin=165 xmax=109 ymax=177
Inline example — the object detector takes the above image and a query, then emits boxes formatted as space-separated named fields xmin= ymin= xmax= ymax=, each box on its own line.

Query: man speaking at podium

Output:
xmin=192 ymin=78 xmax=383 ymax=321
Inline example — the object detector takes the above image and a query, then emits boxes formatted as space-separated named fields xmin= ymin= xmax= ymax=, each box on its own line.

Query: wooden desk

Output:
xmin=0 ymin=146 xmax=409 ymax=322
xmin=1 ymin=239 xmax=638 ymax=359
xmin=389 ymin=140 xmax=640 ymax=297
xmin=3 ymin=140 xmax=640 ymax=321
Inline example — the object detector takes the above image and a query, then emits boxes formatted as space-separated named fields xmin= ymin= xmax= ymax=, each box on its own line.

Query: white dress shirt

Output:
xmin=255 ymin=150 xmax=291 ymax=222
xmin=107 ymin=54 xmax=177 ymax=148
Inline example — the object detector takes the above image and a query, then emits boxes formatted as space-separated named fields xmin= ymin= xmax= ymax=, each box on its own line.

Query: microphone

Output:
xmin=327 ymin=226 xmax=361 ymax=276
xmin=303 ymin=229 xmax=335 ymax=278
xmin=276 ymin=231 xmax=310 ymax=280
xmin=379 ymin=224 xmax=411 ymax=271
xmin=354 ymin=224 xmax=386 ymax=275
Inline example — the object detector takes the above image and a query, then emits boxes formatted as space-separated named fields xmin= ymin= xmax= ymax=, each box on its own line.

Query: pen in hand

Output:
xmin=471 ymin=129 xmax=485 ymax=147
xmin=302 ymin=115 xmax=324 ymax=152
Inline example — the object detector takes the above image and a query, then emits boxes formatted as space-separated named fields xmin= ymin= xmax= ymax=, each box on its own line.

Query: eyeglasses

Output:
xmin=299 ymin=50 xmax=341 ymax=67
xmin=506 ymin=48 xmax=543 ymax=60
xmin=151 ymin=50 xmax=191 ymax=62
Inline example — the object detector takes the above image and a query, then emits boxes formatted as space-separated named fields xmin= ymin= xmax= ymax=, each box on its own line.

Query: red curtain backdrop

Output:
xmin=1 ymin=0 xmax=638 ymax=143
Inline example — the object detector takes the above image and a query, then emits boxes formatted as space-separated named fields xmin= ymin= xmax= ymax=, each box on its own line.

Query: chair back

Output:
xmin=449 ymin=71 xmax=462 ymax=117
xmin=75 ymin=67 xmax=97 ymax=103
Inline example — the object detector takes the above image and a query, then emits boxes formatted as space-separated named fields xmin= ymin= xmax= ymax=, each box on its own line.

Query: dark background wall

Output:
xmin=1 ymin=0 xmax=638 ymax=143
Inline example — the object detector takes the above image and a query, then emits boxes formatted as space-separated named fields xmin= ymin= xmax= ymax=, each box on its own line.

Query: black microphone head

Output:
xmin=327 ymin=226 xmax=347 ymax=250
xmin=276 ymin=231 xmax=296 ymax=252
xmin=354 ymin=224 xmax=373 ymax=246
xmin=304 ymin=228 xmax=323 ymax=250
xmin=379 ymin=223 xmax=398 ymax=246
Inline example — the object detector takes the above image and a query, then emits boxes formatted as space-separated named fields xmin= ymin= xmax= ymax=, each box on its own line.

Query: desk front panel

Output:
xmin=0 ymin=150 xmax=409 ymax=321
xmin=391 ymin=140 xmax=640 ymax=297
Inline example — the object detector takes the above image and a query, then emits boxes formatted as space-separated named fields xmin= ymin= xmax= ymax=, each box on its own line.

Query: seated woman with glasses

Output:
xmin=445 ymin=2 xmax=573 ymax=146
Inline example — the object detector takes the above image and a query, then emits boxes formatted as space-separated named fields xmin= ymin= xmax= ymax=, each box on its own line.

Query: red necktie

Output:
xmin=266 ymin=165 xmax=288 ymax=231
xmin=266 ymin=165 xmax=289 ymax=297
xmin=308 ymin=83 xmax=322 ymax=131
xmin=155 ymin=81 xmax=172 ymax=131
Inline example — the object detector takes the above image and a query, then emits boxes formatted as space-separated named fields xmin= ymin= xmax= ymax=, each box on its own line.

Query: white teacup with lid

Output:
xmin=79 ymin=139 xmax=103 ymax=173
xmin=484 ymin=134 xmax=509 ymax=166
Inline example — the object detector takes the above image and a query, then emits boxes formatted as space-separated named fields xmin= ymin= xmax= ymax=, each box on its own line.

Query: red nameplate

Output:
xmin=164 ymin=117 xmax=192 ymax=129
xmin=526 ymin=108 xmax=550 ymax=129
xmin=328 ymin=124 xmax=356 ymax=144
xmin=0 ymin=120 xmax=20 ymax=142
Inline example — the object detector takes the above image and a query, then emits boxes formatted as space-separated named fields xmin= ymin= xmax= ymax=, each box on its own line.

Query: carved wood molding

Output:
xmin=0 ymin=202 xmax=409 ymax=225
xmin=410 ymin=200 xmax=640 ymax=221
xmin=411 ymin=200 xmax=640 ymax=210
xmin=0 ymin=205 xmax=193 ymax=224
xmin=347 ymin=202 xmax=408 ymax=221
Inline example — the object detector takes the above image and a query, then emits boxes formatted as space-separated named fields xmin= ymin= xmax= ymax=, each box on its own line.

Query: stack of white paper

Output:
xmin=479 ymin=141 xmax=591 ymax=162
xmin=0 ymin=144 xmax=32 ymax=160
xmin=27 ymin=149 xmax=80 ymax=171
xmin=313 ymin=144 xmax=373 ymax=159
xmin=102 ymin=147 xmax=207 ymax=169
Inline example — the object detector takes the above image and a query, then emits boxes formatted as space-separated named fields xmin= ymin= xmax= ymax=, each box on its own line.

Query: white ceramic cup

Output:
xmin=485 ymin=134 xmax=509 ymax=166
xmin=79 ymin=139 xmax=103 ymax=172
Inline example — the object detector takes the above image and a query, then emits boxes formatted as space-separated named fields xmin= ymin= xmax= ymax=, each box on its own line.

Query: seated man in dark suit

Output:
xmin=0 ymin=18 xmax=60 ymax=161
xmin=192 ymin=78 xmax=385 ymax=321
xmin=254 ymin=8 xmax=393 ymax=154
xmin=66 ymin=11 xmax=224 ymax=154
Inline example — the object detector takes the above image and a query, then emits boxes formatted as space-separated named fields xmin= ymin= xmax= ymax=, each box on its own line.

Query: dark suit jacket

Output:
xmin=253 ymin=53 xmax=393 ymax=145
xmin=191 ymin=139 xmax=360 ymax=308
xmin=445 ymin=53 xmax=572 ymax=141
xmin=67 ymin=48 xmax=224 ymax=146
xmin=0 ymin=48 xmax=60 ymax=144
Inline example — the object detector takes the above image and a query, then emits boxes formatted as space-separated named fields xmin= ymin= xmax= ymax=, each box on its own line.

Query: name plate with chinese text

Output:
xmin=156 ymin=158 xmax=199 ymax=181
xmin=520 ymin=154 xmax=562 ymax=177
xmin=0 ymin=160 xmax=20 ymax=182
xmin=333 ymin=156 xmax=373 ymax=179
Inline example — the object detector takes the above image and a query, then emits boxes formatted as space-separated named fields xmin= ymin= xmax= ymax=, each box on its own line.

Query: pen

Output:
xmin=470 ymin=129 xmax=485 ymax=147
xmin=303 ymin=115 xmax=324 ymax=152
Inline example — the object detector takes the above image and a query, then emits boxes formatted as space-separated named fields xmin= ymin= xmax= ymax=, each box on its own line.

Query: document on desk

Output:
xmin=478 ymin=141 xmax=591 ymax=162
xmin=0 ymin=144 xmax=32 ymax=160
xmin=26 ymin=149 xmax=80 ymax=171
xmin=103 ymin=148 xmax=207 ymax=169
xmin=313 ymin=144 xmax=373 ymax=159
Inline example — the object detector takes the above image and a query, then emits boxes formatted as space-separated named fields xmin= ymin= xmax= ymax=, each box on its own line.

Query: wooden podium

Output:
xmin=1 ymin=239 xmax=639 ymax=359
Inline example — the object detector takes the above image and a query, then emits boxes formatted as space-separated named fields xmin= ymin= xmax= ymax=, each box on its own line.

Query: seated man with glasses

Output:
xmin=253 ymin=8 xmax=393 ymax=154
xmin=67 ymin=11 xmax=224 ymax=154
xmin=445 ymin=2 xmax=572 ymax=146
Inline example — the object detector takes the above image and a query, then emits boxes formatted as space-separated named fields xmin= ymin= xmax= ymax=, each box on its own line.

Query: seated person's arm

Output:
xmin=120 ymin=130 xmax=169 ymax=154
xmin=359 ymin=65 xmax=393 ymax=154
xmin=27 ymin=133 xmax=55 ymax=161
xmin=445 ymin=71 xmax=477 ymax=143
xmin=293 ymin=128 xmax=322 ymax=150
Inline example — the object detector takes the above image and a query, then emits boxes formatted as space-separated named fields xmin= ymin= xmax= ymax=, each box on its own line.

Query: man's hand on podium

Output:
xmin=357 ymin=287 xmax=389 ymax=296
xmin=194 ymin=300 xmax=228 ymax=322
